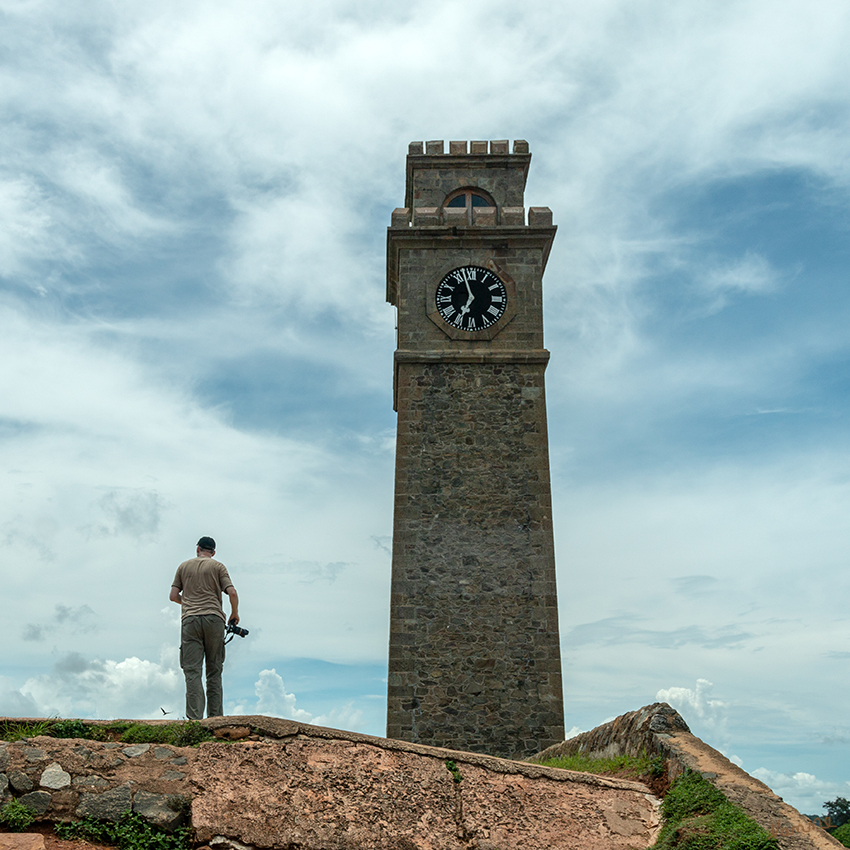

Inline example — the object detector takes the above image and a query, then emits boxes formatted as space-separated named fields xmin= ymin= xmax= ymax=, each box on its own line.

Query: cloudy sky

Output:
xmin=2 ymin=0 xmax=849 ymax=816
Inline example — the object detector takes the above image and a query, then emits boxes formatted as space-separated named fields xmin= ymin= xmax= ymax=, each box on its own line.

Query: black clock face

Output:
xmin=435 ymin=266 xmax=507 ymax=331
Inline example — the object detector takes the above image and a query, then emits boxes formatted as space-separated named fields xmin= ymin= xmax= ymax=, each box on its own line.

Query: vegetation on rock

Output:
xmin=0 ymin=718 xmax=214 ymax=746
xmin=0 ymin=799 xmax=36 ymax=832
xmin=539 ymin=751 xmax=656 ymax=780
xmin=650 ymin=769 xmax=778 ymax=849
xmin=56 ymin=811 xmax=192 ymax=850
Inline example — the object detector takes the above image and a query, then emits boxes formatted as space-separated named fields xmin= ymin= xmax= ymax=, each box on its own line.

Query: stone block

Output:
xmin=412 ymin=206 xmax=439 ymax=226
xmin=470 ymin=140 xmax=488 ymax=154
xmin=0 ymin=835 xmax=46 ymax=850
xmin=122 ymin=744 xmax=150 ymax=758
xmin=8 ymin=771 xmax=33 ymax=793
xmin=390 ymin=207 xmax=410 ymax=228
xmin=133 ymin=791 xmax=189 ymax=832
xmin=528 ymin=206 xmax=553 ymax=227
xmin=449 ymin=140 xmax=467 ymax=154
xmin=501 ymin=206 xmax=525 ymax=226
xmin=472 ymin=206 xmax=497 ymax=227
xmin=425 ymin=140 xmax=444 ymax=155
xmin=40 ymin=762 xmax=71 ymax=790
xmin=441 ymin=206 xmax=467 ymax=227
xmin=490 ymin=139 xmax=509 ymax=154
xmin=76 ymin=783 xmax=132 ymax=822
xmin=513 ymin=139 xmax=530 ymax=154
xmin=18 ymin=791 xmax=51 ymax=816
xmin=407 ymin=141 xmax=423 ymax=155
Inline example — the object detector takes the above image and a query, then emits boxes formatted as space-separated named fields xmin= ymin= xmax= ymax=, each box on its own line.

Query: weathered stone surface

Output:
xmin=161 ymin=771 xmax=186 ymax=781
xmin=122 ymin=744 xmax=150 ymax=758
xmin=534 ymin=703 xmax=843 ymax=850
xmin=212 ymin=726 xmax=251 ymax=741
xmin=19 ymin=791 xmax=52 ymax=815
xmin=0 ymin=835 xmax=46 ymax=850
xmin=192 ymin=737 xmax=660 ymax=850
xmin=22 ymin=748 xmax=46 ymax=764
xmin=72 ymin=775 xmax=110 ymax=788
xmin=169 ymin=757 xmax=187 ymax=766
xmin=40 ymin=762 xmax=71 ymax=789
xmin=76 ymin=783 xmax=132 ymax=821
xmin=8 ymin=771 xmax=34 ymax=793
xmin=0 ymin=745 xmax=9 ymax=771
xmin=154 ymin=747 xmax=174 ymax=760
xmin=0 ymin=773 xmax=9 ymax=799
xmin=133 ymin=790 xmax=188 ymax=832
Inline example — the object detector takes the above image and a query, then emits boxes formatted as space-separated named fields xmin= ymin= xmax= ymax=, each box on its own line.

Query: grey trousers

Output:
xmin=180 ymin=615 xmax=226 ymax=720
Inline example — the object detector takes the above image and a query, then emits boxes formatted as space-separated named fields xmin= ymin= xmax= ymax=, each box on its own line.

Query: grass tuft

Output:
xmin=0 ymin=799 xmax=36 ymax=832
xmin=539 ymin=751 xmax=654 ymax=779
xmin=0 ymin=719 xmax=54 ymax=741
xmin=650 ymin=769 xmax=779 ymax=849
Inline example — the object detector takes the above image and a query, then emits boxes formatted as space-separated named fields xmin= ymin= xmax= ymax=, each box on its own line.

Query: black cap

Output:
xmin=197 ymin=536 xmax=216 ymax=551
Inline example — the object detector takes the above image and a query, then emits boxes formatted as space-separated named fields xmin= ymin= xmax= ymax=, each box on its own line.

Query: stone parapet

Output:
xmin=0 ymin=716 xmax=660 ymax=850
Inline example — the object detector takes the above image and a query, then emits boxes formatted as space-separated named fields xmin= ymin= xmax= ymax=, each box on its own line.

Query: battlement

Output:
xmin=403 ymin=139 xmax=532 ymax=210
xmin=408 ymin=140 xmax=530 ymax=156
xmin=389 ymin=204 xmax=554 ymax=228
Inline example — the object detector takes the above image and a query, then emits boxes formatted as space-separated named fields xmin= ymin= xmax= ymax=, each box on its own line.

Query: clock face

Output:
xmin=435 ymin=266 xmax=508 ymax=332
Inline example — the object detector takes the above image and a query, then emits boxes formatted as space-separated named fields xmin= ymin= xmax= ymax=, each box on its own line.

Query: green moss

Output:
xmin=651 ymin=769 xmax=779 ymax=849
xmin=539 ymin=751 xmax=654 ymax=779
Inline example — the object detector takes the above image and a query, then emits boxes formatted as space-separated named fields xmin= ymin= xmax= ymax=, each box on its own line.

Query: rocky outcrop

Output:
xmin=532 ymin=703 xmax=844 ymax=850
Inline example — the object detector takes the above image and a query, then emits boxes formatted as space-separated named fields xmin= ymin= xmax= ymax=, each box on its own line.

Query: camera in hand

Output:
xmin=226 ymin=621 xmax=249 ymax=638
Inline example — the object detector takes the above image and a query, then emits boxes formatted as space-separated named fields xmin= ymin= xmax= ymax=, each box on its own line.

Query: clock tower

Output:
xmin=386 ymin=139 xmax=564 ymax=759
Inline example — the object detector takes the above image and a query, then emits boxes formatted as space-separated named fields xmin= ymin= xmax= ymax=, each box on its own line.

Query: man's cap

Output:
xmin=197 ymin=536 xmax=216 ymax=551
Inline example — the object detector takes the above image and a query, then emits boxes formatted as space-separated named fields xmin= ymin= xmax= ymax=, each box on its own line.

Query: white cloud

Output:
xmin=752 ymin=767 xmax=850 ymax=817
xmin=15 ymin=650 xmax=182 ymax=720
xmin=227 ymin=668 xmax=365 ymax=732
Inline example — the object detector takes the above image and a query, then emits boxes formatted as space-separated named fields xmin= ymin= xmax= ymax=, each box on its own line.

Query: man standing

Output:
xmin=170 ymin=536 xmax=239 ymax=720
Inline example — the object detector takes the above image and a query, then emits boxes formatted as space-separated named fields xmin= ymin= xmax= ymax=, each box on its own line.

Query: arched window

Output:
xmin=442 ymin=188 xmax=496 ymax=224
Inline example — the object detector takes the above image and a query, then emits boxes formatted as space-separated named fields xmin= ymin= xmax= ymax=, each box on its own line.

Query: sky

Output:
xmin=1 ymin=0 xmax=849 ymax=817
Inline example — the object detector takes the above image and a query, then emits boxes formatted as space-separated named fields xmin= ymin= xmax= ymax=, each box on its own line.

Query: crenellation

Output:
xmin=425 ymin=139 xmax=444 ymax=155
xmin=528 ymin=206 xmax=553 ymax=227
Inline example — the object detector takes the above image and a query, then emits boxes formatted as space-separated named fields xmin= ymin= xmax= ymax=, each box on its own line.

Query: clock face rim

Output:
xmin=435 ymin=265 xmax=507 ymax=332
xmin=426 ymin=261 xmax=517 ymax=341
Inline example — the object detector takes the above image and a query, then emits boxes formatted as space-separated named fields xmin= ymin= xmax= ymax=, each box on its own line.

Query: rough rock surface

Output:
xmin=191 ymin=731 xmax=660 ymax=850
xmin=0 ymin=836 xmax=45 ymax=850
xmin=534 ymin=703 xmax=844 ymax=850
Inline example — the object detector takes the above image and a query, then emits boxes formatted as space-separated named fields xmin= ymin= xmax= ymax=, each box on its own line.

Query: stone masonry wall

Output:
xmin=0 ymin=735 xmax=192 ymax=831
xmin=388 ymin=360 xmax=563 ymax=757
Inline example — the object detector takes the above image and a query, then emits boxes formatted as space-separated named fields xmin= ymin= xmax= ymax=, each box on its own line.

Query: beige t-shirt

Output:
xmin=172 ymin=557 xmax=234 ymax=621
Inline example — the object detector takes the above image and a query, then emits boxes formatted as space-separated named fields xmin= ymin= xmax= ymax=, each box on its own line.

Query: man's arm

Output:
xmin=226 ymin=586 xmax=239 ymax=625
xmin=170 ymin=586 xmax=182 ymax=605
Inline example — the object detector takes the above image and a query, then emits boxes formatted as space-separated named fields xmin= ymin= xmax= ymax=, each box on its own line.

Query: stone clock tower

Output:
xmin=386 ymin=139 xmax=564 ymax=759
